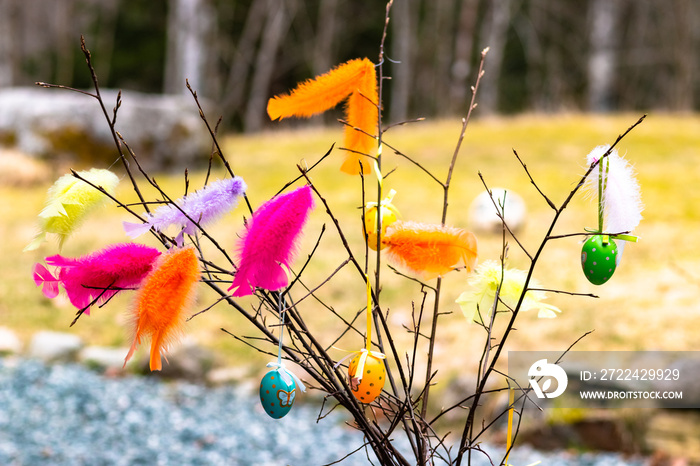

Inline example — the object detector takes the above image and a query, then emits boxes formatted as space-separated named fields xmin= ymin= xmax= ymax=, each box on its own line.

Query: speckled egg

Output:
xmin=348 ymin=354 xmax=385 ymax=403
xmin=259 ymin=369 xmax=297 ymax=419
xmin=581 ymin=235 xmax=618 ymax=285
xmin=363 ymin=203 xmax=399 ymax=251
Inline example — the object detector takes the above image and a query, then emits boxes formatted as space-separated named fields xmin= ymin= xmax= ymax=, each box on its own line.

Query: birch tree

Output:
xmin=164 ymin=0 xmax=216 ymax=97
xmin=587 ymin=0 xmax=620 ymax=111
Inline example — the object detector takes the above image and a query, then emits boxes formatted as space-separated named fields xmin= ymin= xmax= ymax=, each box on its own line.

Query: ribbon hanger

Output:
xmin=268 ymin=292 xmax=306 ymax=392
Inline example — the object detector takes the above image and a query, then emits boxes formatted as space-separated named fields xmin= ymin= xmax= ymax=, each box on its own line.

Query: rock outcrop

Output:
xmin=0 ymin=87 xmax=211 ymax=172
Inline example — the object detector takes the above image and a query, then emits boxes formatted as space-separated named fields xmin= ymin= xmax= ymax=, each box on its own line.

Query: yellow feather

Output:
xmin=25 ymin=168 xmax=119 ymax=251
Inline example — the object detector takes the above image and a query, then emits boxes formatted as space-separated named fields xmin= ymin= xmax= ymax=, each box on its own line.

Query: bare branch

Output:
xmin=512 ymin=149 xmax=556 ymax=210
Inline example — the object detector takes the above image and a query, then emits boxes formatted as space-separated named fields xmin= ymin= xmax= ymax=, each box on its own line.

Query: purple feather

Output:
xmin=34 ymin=243 xmax=161 ymax=314
xmin=124 ymin=177 xmax=247 ymax=246
xmin=229 ymin=185 xmax=315 ymax=296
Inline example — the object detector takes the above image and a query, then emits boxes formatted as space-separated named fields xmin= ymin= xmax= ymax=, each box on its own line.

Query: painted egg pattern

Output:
xmin=348 ymin=354 xmax=385 ymax=403
xmin=259 ymin=369 xmax=297 ymax=419
xmin=581 ymin=235 xmax=618 ymax=285
xmin=363 ymin=204 xmax=398 ymax=251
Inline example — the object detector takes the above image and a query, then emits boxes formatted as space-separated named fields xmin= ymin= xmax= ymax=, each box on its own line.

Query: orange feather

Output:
xmin=268 ymin=58 xmax=372 ymax=120
xmin=341 ymin=65 xmax=378 ymax=175
xmin=382 ymin=221 xmax=478 ymax=279
xmin=267 ymin=58 xmax=378 ymax=175
xmin=124 ymin=247 xmax=200 ymax=371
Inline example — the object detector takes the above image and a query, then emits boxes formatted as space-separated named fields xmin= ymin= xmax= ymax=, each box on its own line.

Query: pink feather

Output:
xmin=33 ymin=263 xmax=60 ymax=299
xmin=35 ymin=243 xmax=161 ymax=313
xmin=228 ymin=185 xmax=315 ymax=296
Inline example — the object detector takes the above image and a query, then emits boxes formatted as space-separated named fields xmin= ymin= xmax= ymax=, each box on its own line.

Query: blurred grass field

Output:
xmin=3 ymin=113 xmax=700 ymax=381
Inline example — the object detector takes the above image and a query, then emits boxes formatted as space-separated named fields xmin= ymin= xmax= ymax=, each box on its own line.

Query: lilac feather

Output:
xmin=33 ymin=243 xmax=161 ymax=314
xmin=123 ymin=177 xmax=247 ymax=246
xmin=228 ymin=185 xmax=315 ymax=296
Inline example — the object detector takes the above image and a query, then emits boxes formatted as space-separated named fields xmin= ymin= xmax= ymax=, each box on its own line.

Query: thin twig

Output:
xmin=185 ymin=79 xmax=254 ymax=215
xmin=383 ymin=139 xmax=443 ymax=186
xmin=275 ymin=144 xmax=335 ymax=195
xmin=79 ymin=36 xmax=149 ymax=212
xmin=382 ymin=117 xmax=426 ymax=133
xmin=513 ymin=149 xmax=556 ymax=210
xmin=422 ymin=47 xmax=489 ymax=451
xmin=477 ymin=173 xmax=533 ymax=260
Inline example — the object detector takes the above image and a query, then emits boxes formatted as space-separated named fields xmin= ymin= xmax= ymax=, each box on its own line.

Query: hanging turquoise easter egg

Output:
xmin=581 ymin=235 xmax=618 ymax=285
xmin=259 ymin=369 xmax=297 ymax=419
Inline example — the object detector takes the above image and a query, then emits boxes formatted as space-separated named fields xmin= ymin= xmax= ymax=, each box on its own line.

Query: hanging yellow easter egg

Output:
xmin=363 ymin=190 xmax=400 ymax=251
xmin=348 ymin=353 xmax=386 ymax=403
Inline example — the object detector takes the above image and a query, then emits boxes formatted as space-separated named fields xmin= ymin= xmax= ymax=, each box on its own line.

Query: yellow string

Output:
xmin=366 ymin=274 xmax=372 ymax=350
xmin=373 ymin=159 xmax=382 ymax=186
xmin=367 ymin=157 xmax=382 ymax=352
xmin=505 ymin=386 xmax=514 ymax=465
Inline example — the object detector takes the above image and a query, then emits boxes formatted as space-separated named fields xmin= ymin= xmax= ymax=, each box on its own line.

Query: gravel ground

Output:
xmin=0 ymin=358 xmax=646 ymax=465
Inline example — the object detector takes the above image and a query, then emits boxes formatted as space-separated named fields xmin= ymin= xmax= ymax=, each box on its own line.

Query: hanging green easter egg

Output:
xmin=581 ymin=235 xmax=618 ymax=285
xmin=259 ymin=369 xmax=297 ymax=419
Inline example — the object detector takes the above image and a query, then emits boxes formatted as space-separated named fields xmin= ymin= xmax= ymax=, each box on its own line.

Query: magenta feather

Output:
xmin=123 ymin=177 xmax=247 ymax=246
xmin=33 ymin=243 xmax=161 ymax=314
xmin=33 ymin=263 xmax=60 ymax=298
xmin=228 ymin=185 xmax=315 ymax=296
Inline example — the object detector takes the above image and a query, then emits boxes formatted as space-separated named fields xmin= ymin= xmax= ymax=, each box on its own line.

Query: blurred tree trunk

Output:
xmin=413 ymin=0 xmax=458 ymax=116
xmin=53 ymin=0 xmax=76 ymax=86
xmin=92 ymin=0 xmax=121 ymax=87
xmin=432 ymin=0 xmax=457 ymax=113
xmin=18 ymin=0 xmax=55 ymax=84
xmin=478 ymin=0 xmax=513 ymax=114
xmin=220 ymin=0 xmax=268 ymax=120
xmin=587 ymin=0 xmax=620 ymax=111
xmin=244 ymin=0 xmax=297 ymax=132
xmin=521 ymin=1 xmax=589 ymax=111
xmin=523 ymin=0 xmax=545 ymax=111
xmin=311 ymin=0 xmax=340 ymax=126
xmin=0 ymin=0 xmax=18 ymax=86
xmin=0 ymin=0 xmax=116 ymax=88
xmin=313 ymin=0 xmax=339 ymax=75
xmin=448 ymin=0 xmax=478 ymax=115
xmin=164 ymin=0 xmax=216 ymax=96
xmin=671 ymin=0 xmax=694 ymax=110
xmin=389 ymin=0 xmax=416 ymax=123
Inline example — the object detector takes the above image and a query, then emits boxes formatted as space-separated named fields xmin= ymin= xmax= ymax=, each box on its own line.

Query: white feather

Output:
xmin=584 ymin=145 xmax=643 ymax=235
